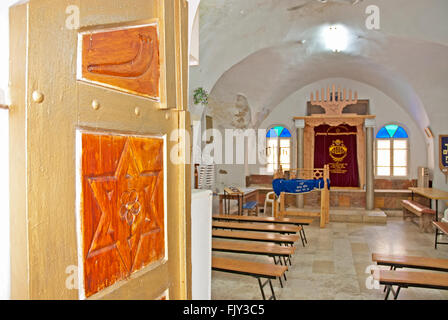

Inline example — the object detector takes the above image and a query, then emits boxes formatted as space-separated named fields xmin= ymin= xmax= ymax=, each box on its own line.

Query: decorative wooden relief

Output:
xmin=310 ymin=85 xmax=358 ymax=115
xmin=80 ymin=132 xmax=165 ymax=297
xmin=307 ymin=100 xmax=369 ymax=116
xmin=79 ymin=24 xmax=160 ymax=99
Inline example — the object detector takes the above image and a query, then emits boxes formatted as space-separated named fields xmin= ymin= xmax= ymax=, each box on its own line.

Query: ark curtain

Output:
xmin=314 ymin=124 xmax=359 ymax=187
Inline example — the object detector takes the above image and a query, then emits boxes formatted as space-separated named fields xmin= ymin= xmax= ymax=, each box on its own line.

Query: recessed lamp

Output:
xmin=323 ymin=25 xmax=349 ymax=52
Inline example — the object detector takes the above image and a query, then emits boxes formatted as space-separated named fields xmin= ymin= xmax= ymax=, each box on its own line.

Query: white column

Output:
xmin=295 ymin=119 xmax=305 ymax=208
xmin=365 ymin=118 xmax=376 ymax=210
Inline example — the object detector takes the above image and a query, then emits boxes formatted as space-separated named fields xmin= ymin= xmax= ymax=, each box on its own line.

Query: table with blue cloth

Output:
xmin=272 ymin=178 xmax=330 ymax=197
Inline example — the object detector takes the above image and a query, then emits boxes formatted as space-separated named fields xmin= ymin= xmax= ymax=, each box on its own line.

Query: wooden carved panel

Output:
xmin=80 ymin=132 xmax=165 ymax=297
xmin=310 ymin=85 xmax=358 ymax=115
xmin=307 ymin=100 xmax=370 ymax=116
xmin=79 ymin=24 xmax=160 ymax=99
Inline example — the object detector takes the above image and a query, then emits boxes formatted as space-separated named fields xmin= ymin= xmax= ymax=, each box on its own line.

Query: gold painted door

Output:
xmin=9 ymin=0 xmax=191 ymax=300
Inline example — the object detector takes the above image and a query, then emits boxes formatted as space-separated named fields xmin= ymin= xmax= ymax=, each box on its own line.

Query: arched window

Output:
xmin=375 ymin=124 xmax=409 ymax=177
xmin=266 ymin=126 xmax=291 ymax=173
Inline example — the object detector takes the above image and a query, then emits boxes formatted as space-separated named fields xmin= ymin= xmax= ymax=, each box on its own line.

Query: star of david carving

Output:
xmin=85 ymin=138 xmax=163 ymax=274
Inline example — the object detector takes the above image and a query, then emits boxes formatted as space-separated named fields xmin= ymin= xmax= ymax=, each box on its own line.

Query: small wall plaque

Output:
xmin=440 ymin=135 xmax=448 ymax=182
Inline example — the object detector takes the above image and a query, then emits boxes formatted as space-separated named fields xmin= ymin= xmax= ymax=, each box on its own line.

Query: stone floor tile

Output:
xmin=312 ymin=260 xmax=335 ymax=274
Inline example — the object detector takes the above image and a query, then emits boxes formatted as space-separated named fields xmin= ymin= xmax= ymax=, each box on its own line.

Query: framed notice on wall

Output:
xmin=440 ymin=135 xmax=448 ymax=181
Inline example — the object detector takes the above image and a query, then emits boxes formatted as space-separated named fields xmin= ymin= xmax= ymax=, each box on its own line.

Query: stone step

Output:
xmin=330 ymin=209 xmax=387 ymax=224
xmin=285 ymin=207 xmax=387 ymax=224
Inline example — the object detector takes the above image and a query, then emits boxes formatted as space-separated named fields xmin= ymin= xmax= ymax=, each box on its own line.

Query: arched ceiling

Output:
xmin=190 ymin=0 xmax=448 ymax=130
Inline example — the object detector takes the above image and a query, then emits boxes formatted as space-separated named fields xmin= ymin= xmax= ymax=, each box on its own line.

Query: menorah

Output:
xmin=310 ymin=85 xmax=358 ymax=115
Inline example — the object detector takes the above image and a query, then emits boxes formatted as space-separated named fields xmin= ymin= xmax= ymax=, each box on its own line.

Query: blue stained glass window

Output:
xmin=393 ymin=126 xmax=408 ymax=138
xmin=385 ymin=124 xmax=399 ymax=138
xmin=266 ymin=126 xmax=291 ymax=138
xmin=376 ymin=125 xmax=408 ymax=139
xmin=273 ymin=126 xmax=284 ymax=137
xmin=376 ymin=127 xmax=390 ymax=138
xmin=266 ymin=128 xmax=278 ymax=138
xmin=279 ymin=128 xmax=291 ymax=137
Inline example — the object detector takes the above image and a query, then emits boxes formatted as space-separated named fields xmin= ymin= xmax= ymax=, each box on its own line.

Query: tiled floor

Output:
xmin=211 ymin=217 xmax=448 ymax=300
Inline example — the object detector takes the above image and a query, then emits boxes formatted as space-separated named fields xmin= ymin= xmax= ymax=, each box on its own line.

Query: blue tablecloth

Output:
xmin=272 ymin=178 xmax=330 ymax=197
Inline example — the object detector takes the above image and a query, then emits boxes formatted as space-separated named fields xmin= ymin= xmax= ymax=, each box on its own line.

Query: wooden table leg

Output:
xmin=436 ymin=200 xmax=439 ymax=221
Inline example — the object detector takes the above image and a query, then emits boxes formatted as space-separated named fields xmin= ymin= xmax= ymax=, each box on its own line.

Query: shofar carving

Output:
xmin=310 ymin=85 xmax=358 ymax=115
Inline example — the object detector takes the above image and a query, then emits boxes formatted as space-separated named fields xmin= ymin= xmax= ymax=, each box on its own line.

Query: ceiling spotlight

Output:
xmin=323 ymin=25 xmax=349 ymax=52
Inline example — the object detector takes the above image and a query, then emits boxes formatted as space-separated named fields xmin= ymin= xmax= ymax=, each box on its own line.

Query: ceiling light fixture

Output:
xmin=323 ymin=25 xmax=349 ymax=52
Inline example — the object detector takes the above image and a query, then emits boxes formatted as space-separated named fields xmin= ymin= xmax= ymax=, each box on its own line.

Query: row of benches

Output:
xmin=378 ymin=199 xmax=448 ymax=299
xmin=211 ymin=213 xmax=448 ymax=300
xmin=401 ymin=200 xmax=448 ymax=249
xmin=210 ymin=214 xmax=313 ymax=300
xmin=372 ymin=253 xmax=448 ymax=299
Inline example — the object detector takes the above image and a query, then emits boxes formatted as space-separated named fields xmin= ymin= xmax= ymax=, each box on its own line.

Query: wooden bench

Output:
xmin=372 ymin=253 xmax=448 ymax=272
xmin=212 ymin=240 xmax=295 ymax=268
xmin=212 ymin=256 xmax=288 ymax=300
xmin=212 ymin=221 xmax=301 ymax=235
xmin=401 ymin=200 xmax=436 ymax=232
xmin=212 ymin=229 xmax=300 ymax=246
xmin=372 ymin=269 xmax=448 ymax=300
xmin=213 ymin=214 xmax=312 ymax=246
xmin=433 ymin=221 xmax=448 ymax=249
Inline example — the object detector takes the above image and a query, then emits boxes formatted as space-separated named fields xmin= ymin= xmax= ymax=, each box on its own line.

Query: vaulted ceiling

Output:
xmin=190 ymin=0 xmax=448 ymax=132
